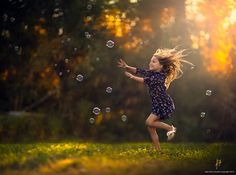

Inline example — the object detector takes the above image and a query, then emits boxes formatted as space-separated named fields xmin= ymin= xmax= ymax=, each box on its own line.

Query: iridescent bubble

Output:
xmin=121 ymin=115 xmax=127 ymax=122
xmin=93 ymin=107 xmax=100 ymax=115
xmin=59 ymin=72 xmax=63 ymax=76
xmin=76 ymin=74 xmax=83 ymax=82
xmin=58 ymin=27 xmax=63 ymax=36
xmin=3 ymin=14 xmax=8 ymax=22
xmin=106 ymin=87 xmax=112 ymax=93
xmin=87 ymin=4 xmax=92 ymax=10
xmin=206 ymin=90 xmax=212 ymax=96
xmin=14 ymin=46 xmax=19 ymax=51
xmin=200 ymin=112 xmax=206 ymax=118
xmin=85 ymin=31 xmax=91 ymax=39
xmin=105 ymin=107 xmax=111 ymax=113
xmin=106 ymin=40 xmax=115 ymax=48
xmin=10 ymin=17 xmax=15 ymax=22
xmin=89 ymin=117 xmax=95 ymax=124
xmin=86 ymin=16 xmax=92 ymax=21
xmin=18 ymin=4 xmax=26 ymax=9
xmin=86 ymin=34 xmax=91 ymax=39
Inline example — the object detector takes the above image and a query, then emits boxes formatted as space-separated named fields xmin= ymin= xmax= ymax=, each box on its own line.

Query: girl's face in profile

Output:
xmin=149 ymin=56 xmax=163 ymax=71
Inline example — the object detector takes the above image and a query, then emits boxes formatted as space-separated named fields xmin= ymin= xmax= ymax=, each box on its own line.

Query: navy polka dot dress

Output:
xmin=136 ymin=67 xmax=175 ymax=120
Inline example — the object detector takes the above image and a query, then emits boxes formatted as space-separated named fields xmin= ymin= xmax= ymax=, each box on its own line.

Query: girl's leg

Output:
xmin=147 ymin=126 xmax=161 ymax=150
xmin=146 ymin=113 xmax=172 ymax=131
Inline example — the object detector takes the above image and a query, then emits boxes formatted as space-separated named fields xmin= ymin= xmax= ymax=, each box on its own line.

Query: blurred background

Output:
xmin=0 ymin=0 xmax=235 ymax=143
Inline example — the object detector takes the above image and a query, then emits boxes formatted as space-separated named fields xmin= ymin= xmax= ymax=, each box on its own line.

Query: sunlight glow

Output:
xmin=185 ymin=0 xmax=236 ymax=75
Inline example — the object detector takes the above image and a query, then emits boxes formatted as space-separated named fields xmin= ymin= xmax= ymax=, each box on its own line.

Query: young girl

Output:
xmin=117 ymin=48 xmax=194 ymax=151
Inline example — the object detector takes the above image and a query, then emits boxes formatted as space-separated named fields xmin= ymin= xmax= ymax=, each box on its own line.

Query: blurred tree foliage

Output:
xmin=0 ymin=0 xmax=235 ymax=142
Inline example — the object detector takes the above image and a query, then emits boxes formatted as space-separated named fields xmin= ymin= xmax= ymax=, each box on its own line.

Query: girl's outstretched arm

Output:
xmin=125 ymin=71 xmax=144 ymax=83
xmin=117 ymin=59 xmax=137 ymax=74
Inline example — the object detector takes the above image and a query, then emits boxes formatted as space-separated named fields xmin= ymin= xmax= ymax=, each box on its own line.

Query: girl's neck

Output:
xmin=153 ymin=68 xmax=163 ymax=72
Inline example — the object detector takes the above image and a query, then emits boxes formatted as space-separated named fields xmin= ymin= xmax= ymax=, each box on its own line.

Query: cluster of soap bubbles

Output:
xmin=52 ymin=8 xmax=64 ymax=18
xmin=85 ymin=32 xmax=91 ymax=39
xmin=200 ymin=89 xmax=213 ymax=118
xmin=50 ymin=1 xmax=120 ymax=125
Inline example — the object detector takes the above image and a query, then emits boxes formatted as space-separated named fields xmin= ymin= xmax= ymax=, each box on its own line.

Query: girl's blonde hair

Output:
xmin=153 ymin=47 xmax=194 ymax=89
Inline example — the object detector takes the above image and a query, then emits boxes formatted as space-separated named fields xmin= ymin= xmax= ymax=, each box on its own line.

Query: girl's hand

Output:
xmin=117 ymin=59 xmax=128 ymax=69
xmin=125 ymin=71 xmax=133 ymax=79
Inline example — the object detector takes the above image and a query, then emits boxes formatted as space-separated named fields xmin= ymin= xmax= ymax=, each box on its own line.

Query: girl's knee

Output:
xmin=147 ymin=126 xmax=155 ymax=132
xmin=145 ymin=118 xmax=152 ymax=127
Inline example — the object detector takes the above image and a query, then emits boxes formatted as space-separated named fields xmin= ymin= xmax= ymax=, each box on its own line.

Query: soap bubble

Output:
xmin=54 ymin=63 xmax=57 ymax=67
xmin=106 ymin=87 xmax=112 ymax=93
xmin=3 ymin=14 xmax=8 ymax=22
xmin=206 ymin=90 xmax=212 ymax=96
xmin=76 ymin=74 xmax=83 ymax=82
xmin=65 ymin=58 xmax=69 ymax=63
xmin=14 ymin=46 xmax=19 ymax=51
xmin=93 ymin=107 xmax=100 ymax=115
xmin=87 ymin=4 xmax=92 ymax=10
xmin=200 ymin=112 xmax=206 ymax=118
xmin=85 ymin=32 xmax=91 ymax=39
xmin=10 ymin=17 xmax=15 ymax=22
xmin=121 ymin=115 xmax=127 ymax=122
xmin=106 ymin=40 xmax=115 ymax=48
xmin=66 ymin=69 xmax=70 ymax=73
xmin=105 ymin=107 xmax=111 ymax=113
xmin=89 ymin=117 xmax=95 ymax=124
xmin=58 ymin=27 xmax=63 ymax=36
xmin=59 ymin=72 xmax=63 ymax=76
xmin=86 ymin=16 xmax=92 ymax=21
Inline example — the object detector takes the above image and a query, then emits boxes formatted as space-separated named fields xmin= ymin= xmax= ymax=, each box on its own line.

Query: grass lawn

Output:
xmin=0 ymin=141 xmax=235 ymax=175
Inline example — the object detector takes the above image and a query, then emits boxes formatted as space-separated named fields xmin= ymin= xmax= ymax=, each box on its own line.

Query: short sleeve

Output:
xmin=144 ymin=77 xmax=151 ymax=85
